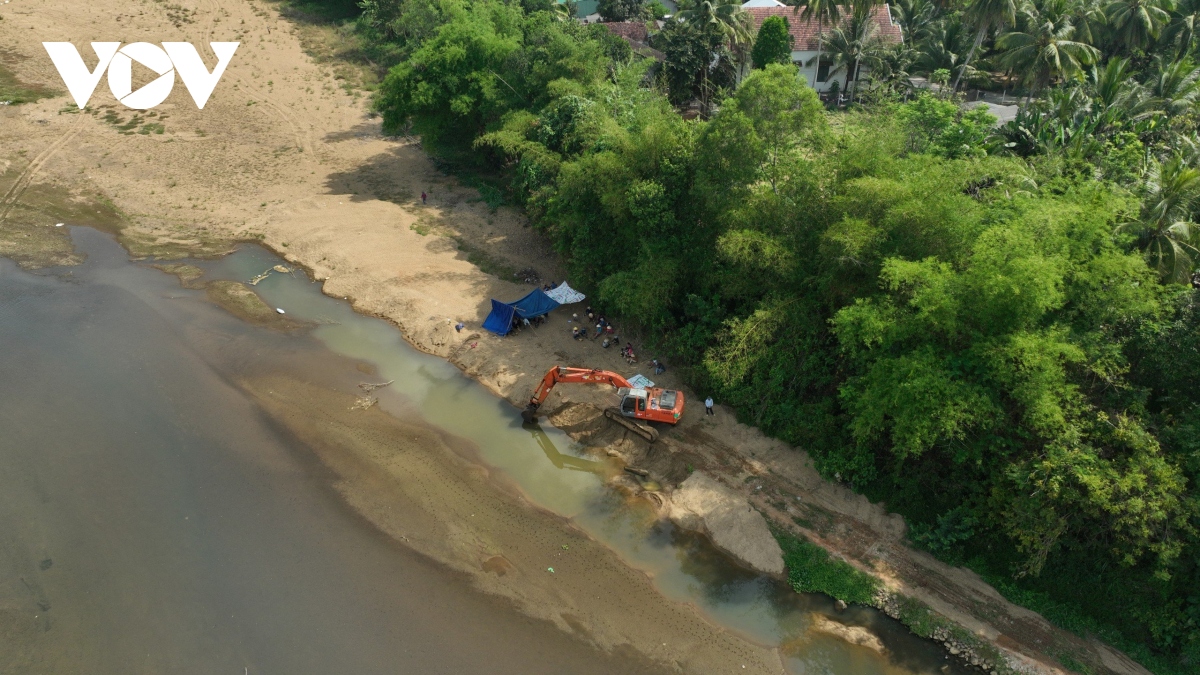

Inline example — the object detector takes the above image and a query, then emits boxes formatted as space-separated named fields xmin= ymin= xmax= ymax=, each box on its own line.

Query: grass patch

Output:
xmin=773 ymin=529 xmax=878 ymax=606
xmin=151 ymin=0 xmax=197 ymax=27
xmin=452 ymin=236 xmax=515 ymax=279
xmin=206 ymin=281 xmax=305 ymax=330
xmin=891 ymin=593 xmax=949 ymax=639
xmin=889 ymin=594 xmax=1017 ymax=675
xmin=100 ymin=108 xmax=148 ymax=134
xmin=268 ymin=0 xmax=380 ymax=93
xmin=0 ymin=61 xmax=56 ymax=105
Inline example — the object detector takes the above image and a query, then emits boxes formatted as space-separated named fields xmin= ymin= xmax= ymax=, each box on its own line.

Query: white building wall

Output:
xmin=738 ymin=51 xmax=867 ymax=95
xmin=791 ymin=50 xmax=864 ymax=93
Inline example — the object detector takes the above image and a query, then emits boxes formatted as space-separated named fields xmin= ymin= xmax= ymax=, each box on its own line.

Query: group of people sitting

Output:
xmin=510 ymin=313 xmax=547 ymax=334
xmin=565 ymin=306 xmax=667 ymax=371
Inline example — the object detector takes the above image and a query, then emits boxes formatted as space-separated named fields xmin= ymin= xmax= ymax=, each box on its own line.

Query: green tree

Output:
xmin=703 ymin=64 xmax=826 ymax=191
xmin=655 ymin=15 xmax=739 ymax=113
xmin=896 ymin=93 xmax=996 ymax=157
xmin=892 ymin=0 xmax=943 ymax=45
xmin=809 ymin=0 xmax=884 ymax=102
xmin=677 ymin=0 xmax=754 ymax=45
xmin=752 ymin=15 xmax=795 ymax=69
xmin=1119 ymin=156 xmax=1200 ymax=283
xmin=1105 ymin=0 xmax=1171 ymax=53
xmin=953 ymin=0 xmax=1018 ymax=90
xmin=916 ymin=14 xmax=972 ymax=78
xmin=598 ymin=0 xmax=645 ymax=21
xmin=996 ymin=0 xmax=1100 ymax=97
xmin=794 ymin=0 xmax=844 ymax=89
xmin=1163 ymin=0 xmax=1200 ymax=57
xmin=1146 ymin=56 xmax=1200 ymax=116
xmin=375 ymin=1 xmax=525 ymax=145
xmin=353 ymin=0 xmax=1200 ymax=667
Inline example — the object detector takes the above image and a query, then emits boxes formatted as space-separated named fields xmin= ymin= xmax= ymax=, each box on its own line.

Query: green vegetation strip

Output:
xmin=774 ymin=529 xmax=878 ymax=606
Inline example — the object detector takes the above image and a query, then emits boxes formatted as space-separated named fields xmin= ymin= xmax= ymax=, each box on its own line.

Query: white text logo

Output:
xmin=42 ymin=42 xmax=239 ymax=110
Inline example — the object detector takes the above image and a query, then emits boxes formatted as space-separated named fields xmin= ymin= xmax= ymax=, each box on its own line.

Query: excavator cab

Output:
xmin=617 ymin=388 xmax=648 ymax=417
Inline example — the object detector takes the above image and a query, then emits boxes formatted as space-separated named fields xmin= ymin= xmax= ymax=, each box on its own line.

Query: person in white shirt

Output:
xmin=705 ymin=397 xmax=714 ymax=416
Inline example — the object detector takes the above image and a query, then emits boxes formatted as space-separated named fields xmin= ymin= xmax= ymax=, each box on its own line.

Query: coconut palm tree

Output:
xmin=917 ymin=15 xmax=973 ymax=76
xmin=794 ymin=0 xmax=844 ymax=88
xmin=810 ymin=1 xmax=885 ymax=101
xmin=1146 ymin=56 xmax=1200 ymax=116
xmin=1085 ymin=57 xmax=1156 ymax=129
xmin=893 ymin=0 xmax=944 ymax=44
xmin=996 ymin=0 xmax=1100 ymax=97
xmin=553 ymin=0 xmax=579 ymax=21
xmin=1105 ymin=0 xmax=1171 ymax=53
xmin=678 ymin=0 xmax=754 ymax=46
xmin=1069 ymin=0 xmax=1109 ymax=46
xmin=1119 ymin=156 xmax=1200 ymax=283
xmin=1163 ymin=0 xmax=1200 ymax=58
xmin=866 ymin=42 xmax=919 ymax=96
xmin=675 ymin=1 xmax=751 ymax=116
xmin=952 ymin=0 xmax=1019 ymax=91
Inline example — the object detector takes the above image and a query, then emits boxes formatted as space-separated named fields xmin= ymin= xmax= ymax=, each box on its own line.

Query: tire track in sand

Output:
xmin=200 ymin=0 xmax=316 ymax=156
xmin=0 ymin=113 xmax=87 ymax=223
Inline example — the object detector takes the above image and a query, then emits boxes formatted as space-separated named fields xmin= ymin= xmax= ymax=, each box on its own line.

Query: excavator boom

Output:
xmin=529 ymin=367 xmax=633 ymax=407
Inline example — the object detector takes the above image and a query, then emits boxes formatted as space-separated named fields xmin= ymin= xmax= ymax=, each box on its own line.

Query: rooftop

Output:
xmin=600 ymin=21 xmax=650 ymax=44
xmin=745 ymin=5 xmax=904 ymax=51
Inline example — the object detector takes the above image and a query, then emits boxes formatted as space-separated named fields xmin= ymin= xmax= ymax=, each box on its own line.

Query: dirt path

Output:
xmin=0 ymin=2 xmax=1147 ymax=675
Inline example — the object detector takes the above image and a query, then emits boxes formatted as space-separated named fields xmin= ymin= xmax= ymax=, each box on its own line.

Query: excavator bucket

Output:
xmin=520 ymin=404 xmax=540 ymax=425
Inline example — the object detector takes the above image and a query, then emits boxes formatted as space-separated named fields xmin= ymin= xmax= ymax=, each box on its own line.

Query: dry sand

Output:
xmin=0 ymin=1 xmax=1152 ymax=674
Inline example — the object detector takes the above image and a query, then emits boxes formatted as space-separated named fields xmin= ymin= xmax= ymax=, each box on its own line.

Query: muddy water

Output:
xmin=0 ymin=228 xmax=969 ymax=674
xmin=198 ymin=244 xmax=971 ymax=675
xmin=0 ymin=229 xmax=665 ymax=675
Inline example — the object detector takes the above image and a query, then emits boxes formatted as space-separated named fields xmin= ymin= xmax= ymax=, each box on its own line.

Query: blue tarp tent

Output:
xmin=508 ymin=288 xmax=560 ymax=319
xmin=481 ymin=300 xmax=517 ymax=336
xmin=482 ymin=289 xmax=562 ymax=336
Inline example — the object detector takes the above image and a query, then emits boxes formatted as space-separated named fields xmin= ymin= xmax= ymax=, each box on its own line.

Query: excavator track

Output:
xmin=604 ymin=407 xmax=659 ymax=443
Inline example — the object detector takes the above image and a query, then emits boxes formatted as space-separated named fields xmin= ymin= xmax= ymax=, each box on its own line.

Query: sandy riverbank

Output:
xmin=0 ymin=1 xmax=1150 ymax=674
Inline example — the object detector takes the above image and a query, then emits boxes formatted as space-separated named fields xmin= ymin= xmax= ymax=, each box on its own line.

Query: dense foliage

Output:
xmin=752 ymin=15 xmax=795 ymax=68
xmin=335 ymin=0 xmax=1200 ymax=670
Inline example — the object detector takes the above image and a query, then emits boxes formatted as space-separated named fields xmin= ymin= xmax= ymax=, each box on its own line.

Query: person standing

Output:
xmin=704 ymin=397 xmax=714 ymax=416
xmin=421 ymin=191 xmax=427 ymax=204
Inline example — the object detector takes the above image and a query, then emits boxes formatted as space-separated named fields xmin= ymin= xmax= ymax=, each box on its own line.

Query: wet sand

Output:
xmin=0 ymin=230 xmax=699 ymax=674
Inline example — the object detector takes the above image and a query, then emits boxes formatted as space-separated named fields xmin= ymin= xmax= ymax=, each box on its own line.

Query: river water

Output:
xmin=0 ymin=228 xmax=969 ymax=674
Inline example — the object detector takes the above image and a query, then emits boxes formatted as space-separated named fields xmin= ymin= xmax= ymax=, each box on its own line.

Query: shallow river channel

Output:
xmin=0 ymin=228 xmax=970 ymax=674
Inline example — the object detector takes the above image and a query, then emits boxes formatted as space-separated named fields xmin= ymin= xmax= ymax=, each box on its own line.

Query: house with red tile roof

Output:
xmin=744 ymin=5 xmax=904 ymax=93
xmin=600 ymin=21 xmax=650 ymax=45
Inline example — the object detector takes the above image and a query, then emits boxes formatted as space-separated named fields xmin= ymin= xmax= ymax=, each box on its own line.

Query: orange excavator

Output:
xmin=521 ymin=366 xmax=684 ymax=443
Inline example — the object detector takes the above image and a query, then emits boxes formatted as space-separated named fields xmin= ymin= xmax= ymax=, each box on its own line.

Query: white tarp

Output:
xmin=627 ymin=374 xmax=655 ymax=389
xmin=545 ymin=282 xmax=586 ymax=305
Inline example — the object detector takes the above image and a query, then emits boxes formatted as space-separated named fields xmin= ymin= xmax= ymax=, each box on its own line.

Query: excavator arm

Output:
xmin=527 ymin=367 xmax=633 ymax=408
